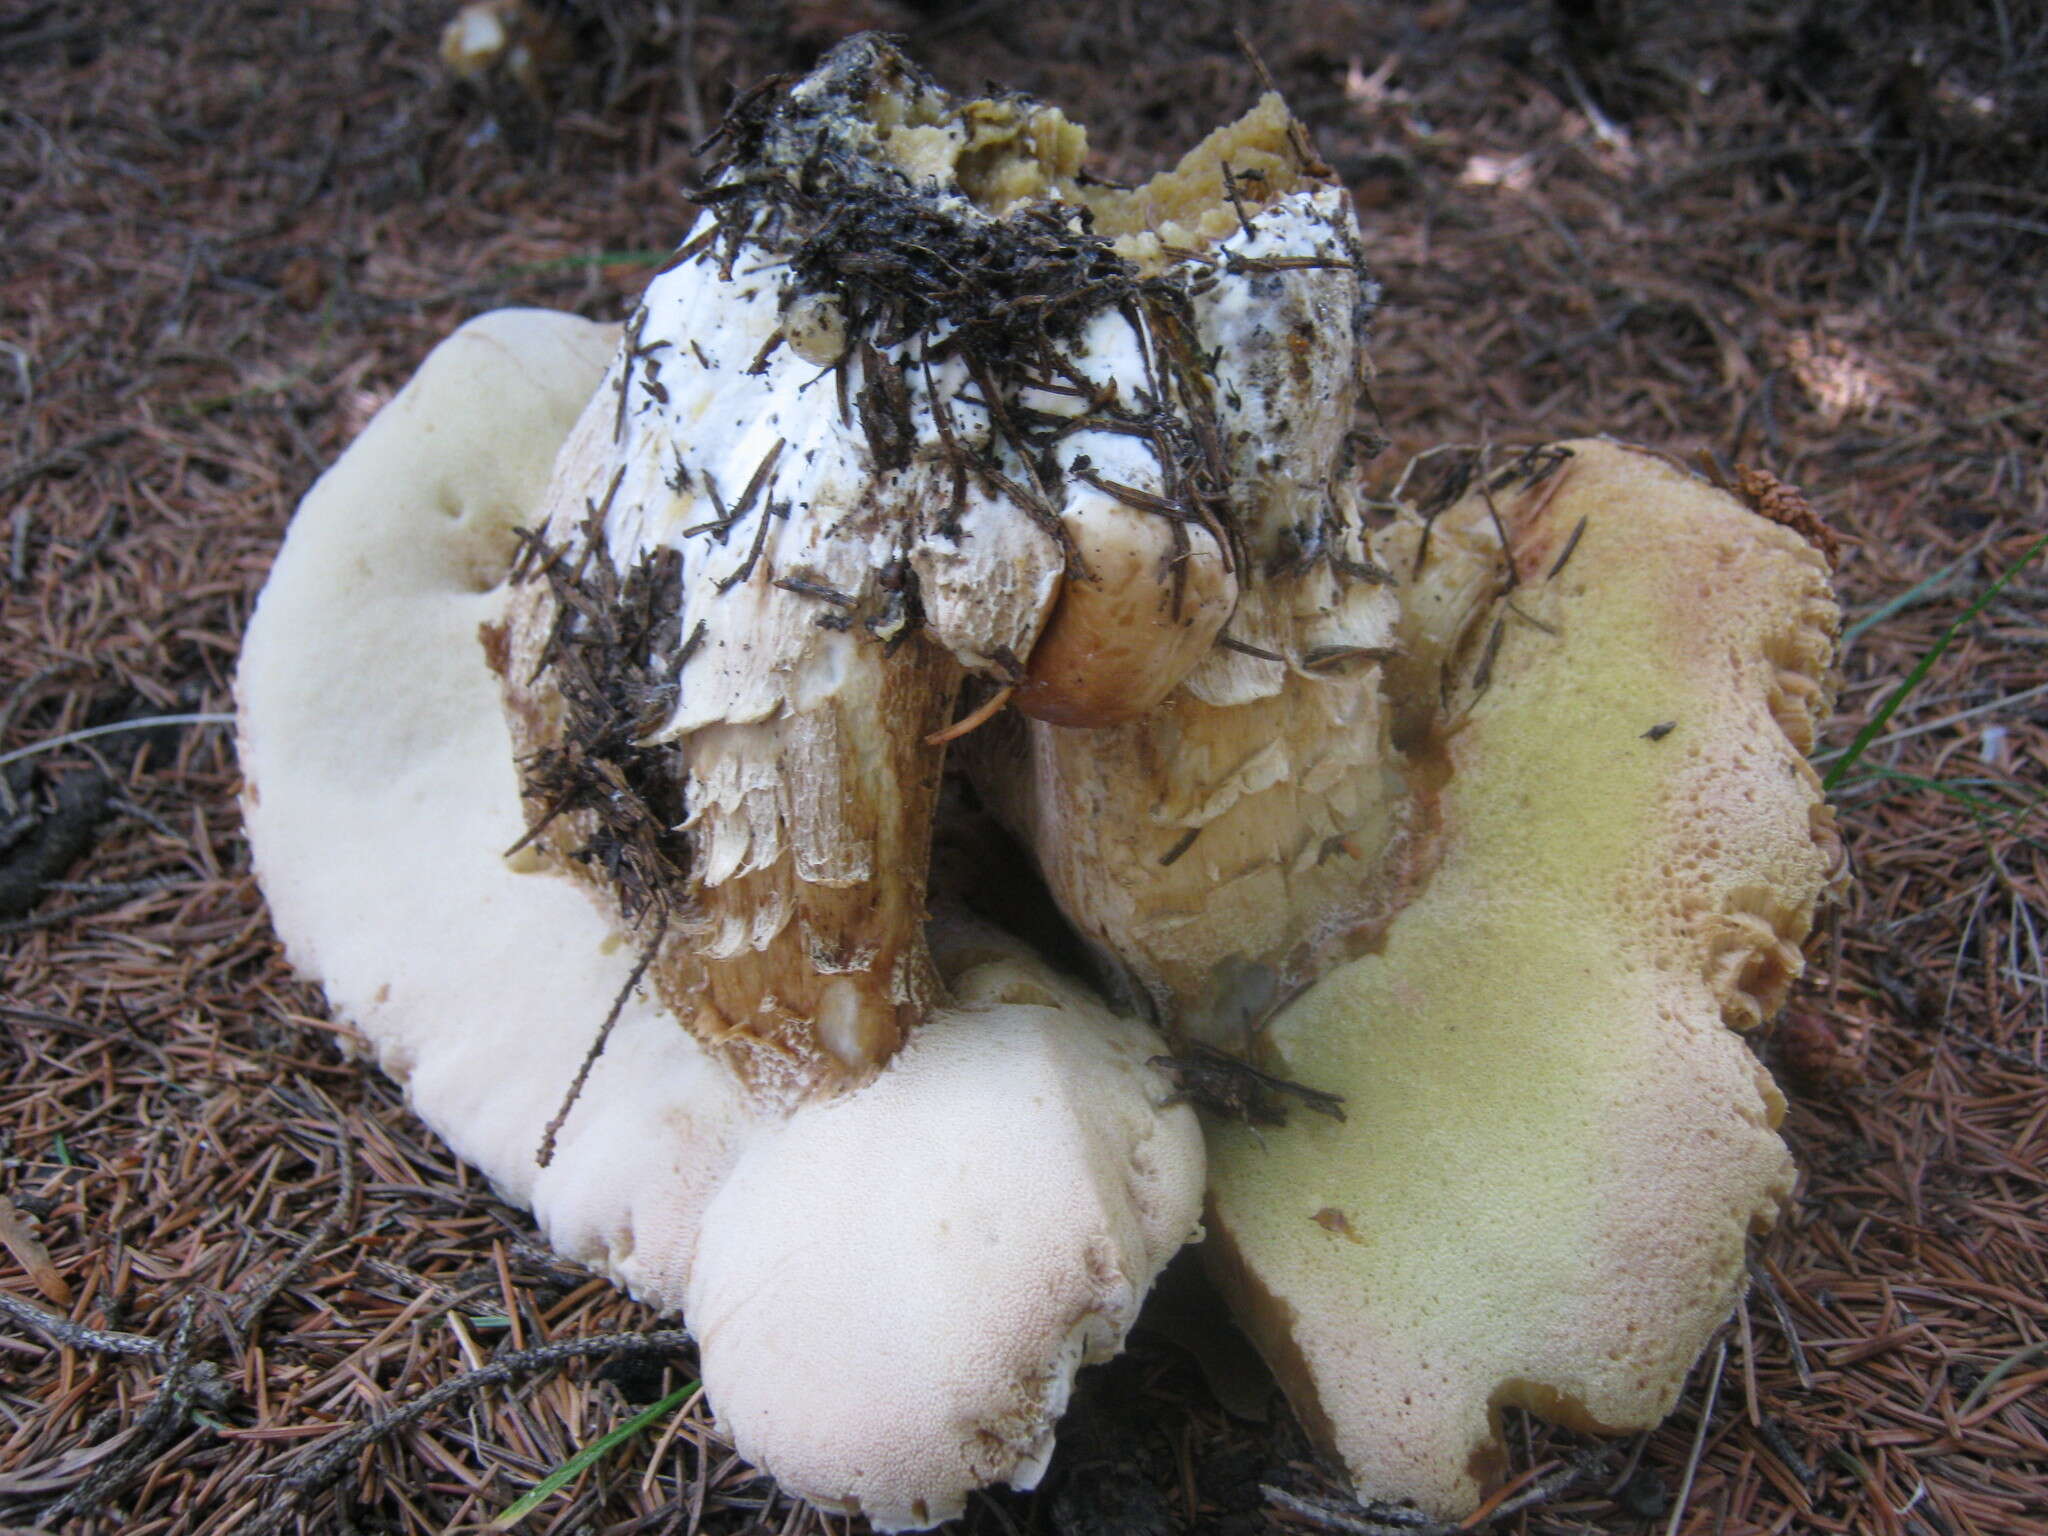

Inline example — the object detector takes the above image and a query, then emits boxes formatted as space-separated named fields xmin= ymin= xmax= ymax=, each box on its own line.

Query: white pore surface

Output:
xmin=237 ymin=309 xmax=1205 ymax=1528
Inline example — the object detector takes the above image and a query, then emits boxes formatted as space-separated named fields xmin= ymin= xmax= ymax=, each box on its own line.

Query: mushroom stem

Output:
xmin=956 ymin=93 xmax=1398 ymax=1043
xmin=496 ymin=35 xmax=1349 ymax=1097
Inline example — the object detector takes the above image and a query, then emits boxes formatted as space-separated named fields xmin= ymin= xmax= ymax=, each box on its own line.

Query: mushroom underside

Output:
xmin=1192 ymin=442 xmax=1840 ymax=1515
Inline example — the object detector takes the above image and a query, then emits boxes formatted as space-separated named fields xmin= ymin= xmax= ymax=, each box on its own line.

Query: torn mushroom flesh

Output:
xmin=495 ymin=35 xmax=1388 ymax=1097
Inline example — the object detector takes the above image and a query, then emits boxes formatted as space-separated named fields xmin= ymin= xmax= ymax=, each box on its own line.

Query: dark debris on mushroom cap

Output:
xmin=687 ymin=34 xmax=1240 ymax=580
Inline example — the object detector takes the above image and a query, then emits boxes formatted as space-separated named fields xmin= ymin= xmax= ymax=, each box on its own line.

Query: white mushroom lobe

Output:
xmin=496 ymin=36 xmax=1373 ymax=1095
xmin=236 ymin=303 xmax=1208 ymax=1532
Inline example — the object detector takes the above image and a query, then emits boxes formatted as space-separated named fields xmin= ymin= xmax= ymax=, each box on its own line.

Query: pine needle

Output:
xmin=1823 ymin=530 xmax=2047 ymax=791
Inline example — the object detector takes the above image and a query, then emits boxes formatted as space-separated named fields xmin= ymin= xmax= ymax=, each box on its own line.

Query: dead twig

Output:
xmin=262 ymin=1328 xmax=698 ymax=1517
xmin=0 ymin=1288 xmax=164 ymax=1358
xmin=234 ymin=1101 xmax=360 ymax=1335
xmin=0 ymin=426 xmax=134 ymax=500
xmin=1665 ymin=1337 xmax=1728 ymax=1536
xmin=1261 ymin=1485 xmax=1453 ymax=1535
xmin=536 ymin=915 xmax=668 ymax=1168
xmin=39 ymin=1297 xmax=213 ymax=1525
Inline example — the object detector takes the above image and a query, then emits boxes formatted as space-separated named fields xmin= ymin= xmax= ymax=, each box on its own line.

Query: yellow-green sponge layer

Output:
xmin=1206 ymin=441 xmax=1840 ymax=1517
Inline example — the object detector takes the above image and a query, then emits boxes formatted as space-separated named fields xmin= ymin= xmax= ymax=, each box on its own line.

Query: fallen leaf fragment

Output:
xmin=0 ymin=1191 xmax=70 ymax=1305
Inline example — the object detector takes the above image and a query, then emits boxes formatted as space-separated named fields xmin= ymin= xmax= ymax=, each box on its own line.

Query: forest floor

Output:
xmin=3 ymin=2 xmax=2044 ymax=1533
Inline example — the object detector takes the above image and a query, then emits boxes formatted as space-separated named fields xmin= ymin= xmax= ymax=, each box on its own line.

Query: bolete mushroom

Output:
xmin=236 ymin=34 xmax=1381 ymax=1528
xmin=982 ymin=438 xmax=1843 ymax=1516
xmin=240 ymin=32 xmax=1845 ymax=1527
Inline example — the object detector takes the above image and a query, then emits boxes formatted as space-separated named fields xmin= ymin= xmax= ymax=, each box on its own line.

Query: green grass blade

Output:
xmin=501 ymin=250 xmax=669 ymax=279
xmin=1852 ymin=766 xmax=2041 ymax=821
xmin=1823 ymin=530 xmax=2048 ymax=793
xmin=1837 ymin=553 xmax=1969 ymax=651
xmin=1851 ymin=766 xmax=2048 ymax=857
xmin=493 ymin=1379 xmax=699 ymax=1529
xmin=1958 ymin=1340 xmax=2048 ymax=1419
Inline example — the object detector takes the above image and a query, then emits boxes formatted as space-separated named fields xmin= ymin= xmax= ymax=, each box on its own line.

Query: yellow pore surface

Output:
xmin=1207 ymin=443 xmax=1839 ymax=1516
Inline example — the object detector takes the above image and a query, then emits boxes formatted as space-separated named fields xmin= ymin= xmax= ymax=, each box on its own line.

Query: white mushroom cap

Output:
xmin=237 ymin=306 xmax=1205 ymax=1525
xmin=236 ymin=309 xmax=749 ymax=1297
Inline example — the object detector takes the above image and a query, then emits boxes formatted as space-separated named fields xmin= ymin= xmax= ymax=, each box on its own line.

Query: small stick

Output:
xmin=772 ymin=577 xmax=857 ymax=607
xmin=41 ymin=1296 xmax=207 ymax=1525
xmin=1221 ymin=163 xmax=1254 ymax=239
xmin=926 ymin=686 xmax=1014 ymax=747
xmin=1469 ymin=615 xmax=1505 ymax=697
xmin=1261 ymin=1485 xmax=1452 ymax=1534
xmin=1546 ymin=515 xmax=1588 ymax=579
xmin=1332 ymin=553 xmax=1394 ymax=585
xmin=1756 ymin=1416 xmax=1814 ymax=1485
xmin=1476 ymin=477 xmax=1520 ymax=590
xmin=1474 ymin=1449 xmax=1604 ymax=1525
xmin=1070 ymin=464 xmax=1202 ymax=522
xmin=1606 ymin=1430 xmax=1652 ymax=1496
xmin=537 ymin=918 xmax=667 ymax=1167
xmin=1232 ymin=26 xmax=1332 ymax=175
xmin=260 ymin=1328 xmax=699 ymax=1522
xmin=1302 ymin=645 xmax=1396 ymax=669
xmin=586 ymin=463 xmax=626 ymax=543
xmin=1218 ymin=633 xmax=1284 ymax=662
xmin=686 ymin=438 xmax=783 ymax=542
xmin=1503 ymin=598 xmax=1559 ymax=637
xmin=1750 ymin=1257 xmax=1812 ymax=1389
xmin=1736 ymin=1285 xmax=1761 ymax=1426
xmin=0 ymin=1287 xmax=163 ymax=1358
xmin=235 ymin=1105 xmax=359 ymax=1335
xmin=714 ymin=489 xmax=781 ymax=594
xmin=1665 ymin=1337 xmax=1728 ymax=1536
xmin=0 ymin=877 xmax=186 ymax=938
xmin=0 ymin=425 xmax=134 ymax=500
xmin=0 ymin=713 xmax=235 ymax=773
